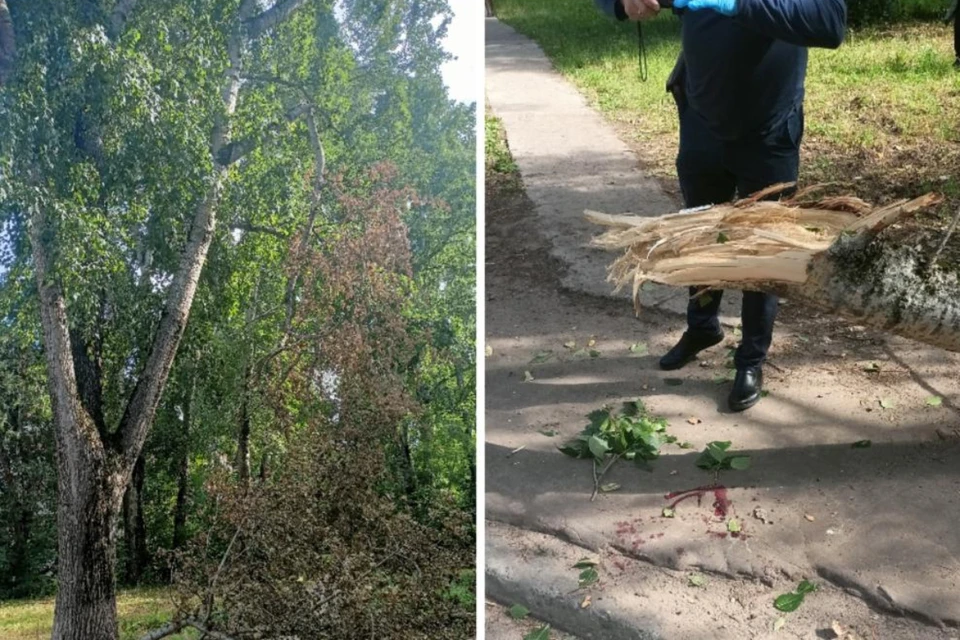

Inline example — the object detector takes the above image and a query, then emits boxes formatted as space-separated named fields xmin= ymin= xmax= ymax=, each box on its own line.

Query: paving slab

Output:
xmin=485 ymin=18 xmax=960 ymax=637
xmin=484 ymin=17 xmax=739 ymax=322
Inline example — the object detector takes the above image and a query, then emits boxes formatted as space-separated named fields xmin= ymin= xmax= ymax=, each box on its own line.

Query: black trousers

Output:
xmin=675 ymin=104 xmax=804 ymax=369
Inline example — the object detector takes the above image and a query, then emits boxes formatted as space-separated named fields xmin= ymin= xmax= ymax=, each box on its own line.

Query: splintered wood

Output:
xmin=585 ymin=182 xmax=942 ymax=310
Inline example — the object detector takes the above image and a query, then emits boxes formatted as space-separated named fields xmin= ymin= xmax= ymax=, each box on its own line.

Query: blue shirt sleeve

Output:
xmin=736 ymin=0 xmax=846 ymax=48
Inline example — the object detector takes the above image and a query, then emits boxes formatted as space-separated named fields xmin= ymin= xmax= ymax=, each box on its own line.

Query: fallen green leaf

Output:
xmin=629 ymin=342 xmax=649 ymax=355
xmin=529 ymin=350 xmax=554 ymax=365
xmin=589 ymin=350 xmax=601 ymax=358
xmin=727 ymin=518 xmax=741 ymax=533
xmin=728 ymin=456 xmax=751 ymax=470
xmin=773 ymin=592 xmax=805 ymax=612
xmin=588 ymin=435 xmax=610 ymax=460
xmin=578 ymin=567 xmax=599 ymax=588
xmin=508 ymin=604 xmax=530 ymax=620
xmin=599 ymin=482 xmax=621 ymax=493
xmin=523 ymin=626 xmax=551 ymax=640
xmin=677 ymin=441 xmax=694 ymax=449
xmin=572 ymin=558 xmax=598 ymax=569
xmin=879 ymin=398 xmax=894 ymax=409
xmin=863 ymin=362 xmax=881 ymax=372
xmin=760 ymin=389 xmax=770 ymax=398
xmin=926 ymin=395 xmax=943 ymax=407
xmin=564 ymin=340 xmax=576 ymax=349
xmin=523 ymin=370 xmax=534 ymax=382
xmin=796 ymin=580 xmax=817 ymax=595
xmin=558 ymin=441 xmax=589 ymax=458
xmin=484 ymin=345 xmax=493 ymax=357
xmin=773 ymin=616 xmax=786 ymax=632
xmin=662 ymin=507 xmax=675 ymax=518
xmin=717 ymin=231 xmax=729 ymax=244
xmin=851 ymin=439 xmax=871 ymax=448
xmin=688 ymin=573 xmax=706 ymax=587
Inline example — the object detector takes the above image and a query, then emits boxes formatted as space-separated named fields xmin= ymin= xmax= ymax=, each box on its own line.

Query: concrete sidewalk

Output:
xmin=484 ymin=17 xmax=739 ymax=322
xmin=485 ymin=17 xmax=960 ymax=640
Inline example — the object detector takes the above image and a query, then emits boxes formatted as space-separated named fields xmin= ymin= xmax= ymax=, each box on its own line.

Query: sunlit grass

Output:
xmin=493 ymin=0 xmax=960 ymax=207
xmin=0 ymin=588 xmax=199 ymax=640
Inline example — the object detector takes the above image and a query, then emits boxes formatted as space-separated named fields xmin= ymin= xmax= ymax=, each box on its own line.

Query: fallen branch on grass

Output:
xmin=585 ymin=184 xmax=960 ymax=351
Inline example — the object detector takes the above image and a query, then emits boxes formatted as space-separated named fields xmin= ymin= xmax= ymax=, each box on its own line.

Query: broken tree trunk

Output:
xmin=585 ymin=184 xmax=960 ymax=352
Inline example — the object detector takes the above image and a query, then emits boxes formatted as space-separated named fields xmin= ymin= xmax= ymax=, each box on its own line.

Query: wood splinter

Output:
xmin=584 ymin=186 xmax=960 ymax=352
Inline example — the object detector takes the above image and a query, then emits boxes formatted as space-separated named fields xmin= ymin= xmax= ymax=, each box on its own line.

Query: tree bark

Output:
xmin=0 ymin=410 xmax=34 ymax=596
xmin=589 ymin=192 xmax=960 ymax=352
xmin=237 ymin=385 xmax=252 ymax=489
xmin=122 ymin=454 xmax=149 ymax=585
xmin=15 ymin=1 xmax=311 ymax=636
xmin=172 ymin=380 xmax=192 ymax=551
xmin=0 ymin=0 xmax=15 ymax=86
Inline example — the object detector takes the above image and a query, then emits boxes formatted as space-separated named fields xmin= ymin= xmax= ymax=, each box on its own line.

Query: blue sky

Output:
xmin=439 ymin=0 xmax=480 ymax=104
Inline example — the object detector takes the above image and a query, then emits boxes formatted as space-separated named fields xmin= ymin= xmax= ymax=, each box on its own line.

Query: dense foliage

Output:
xmin=0 ymin=0 xmax=475 ymax=636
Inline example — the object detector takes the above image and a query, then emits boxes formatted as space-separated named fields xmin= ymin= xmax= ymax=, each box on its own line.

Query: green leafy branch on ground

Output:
xmin=559 ymin=400 xmax=675 ymax=500
xmin=696 ymin=440 xmax=751 ymax=483
xmin=775 ymin=579 xmax=819 ymax=612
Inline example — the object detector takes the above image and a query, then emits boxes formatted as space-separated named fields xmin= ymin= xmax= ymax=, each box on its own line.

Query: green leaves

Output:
xmin=578 ymin=567 xmax=599 ymax=588
xmin=587 ymin=435 xmax=610 ymax=459
xmin=695 ymin=441 xmax=750 ymax=473
xmin=508 ymin=604 xmax=530 ymax=619
xmin=573 ymin=558 xmax=599 ymax=587
xmin=558 ymin=401 xmax=674 ymax=465
xmin=524 ymin=626 xmax=551 ymax=640
xmin=774 ymin=580 xmax=818 ymax=612
xmin=629 ymin=342 xmax=648 ymax=356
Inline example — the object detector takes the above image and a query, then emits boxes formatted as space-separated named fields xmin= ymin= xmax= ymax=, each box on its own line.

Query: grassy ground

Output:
xmin=0 ymin=588 xmax=198 ymax=640
xmin=492 ymin=0 xmax=960 ymax=211
xmin=485 ymin=112 xmax=520 ymax=189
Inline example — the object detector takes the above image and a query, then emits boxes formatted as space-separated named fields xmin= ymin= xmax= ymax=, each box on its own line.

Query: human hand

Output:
xmin=672 ymin=0 xmax=738 ymax=16
xmin=621 ymin=0 xmax=661 ymax=20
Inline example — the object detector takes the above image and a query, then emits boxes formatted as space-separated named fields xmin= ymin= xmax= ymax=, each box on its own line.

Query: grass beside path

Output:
xmin=0 ymin=588 xmax=198 ymax=640
xmin=492 ymin=0 xmax=960 ymax=211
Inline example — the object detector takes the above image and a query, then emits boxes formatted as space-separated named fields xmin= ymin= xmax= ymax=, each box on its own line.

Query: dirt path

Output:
xmin=484 ymin=19 xmax=960 ymax=640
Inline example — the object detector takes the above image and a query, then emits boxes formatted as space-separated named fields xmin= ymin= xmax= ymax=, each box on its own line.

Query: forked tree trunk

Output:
xmin=11 ymin=1 xmax=313 ymax=637
xmin=587 ymin=187 xmax=960 ymax=351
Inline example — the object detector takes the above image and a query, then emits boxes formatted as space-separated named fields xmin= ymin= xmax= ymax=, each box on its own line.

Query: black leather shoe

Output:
xmin=728 ymin=366 xmax=763 ymax=412
xmin=659 ymin=330 xmax=724 ymax=371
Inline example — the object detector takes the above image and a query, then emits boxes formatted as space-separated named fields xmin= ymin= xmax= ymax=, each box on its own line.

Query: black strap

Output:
xmin=637 ymin=21 xmax=648 ymax=82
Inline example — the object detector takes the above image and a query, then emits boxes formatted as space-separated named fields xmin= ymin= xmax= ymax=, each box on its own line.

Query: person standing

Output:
xmin=594 ymin=0 xmax=846 ymax=411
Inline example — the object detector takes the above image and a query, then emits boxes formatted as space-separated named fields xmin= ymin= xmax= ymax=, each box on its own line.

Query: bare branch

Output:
xmin=243 ymin=0 xmax=309 ymax=40
xmin=0 ymin=0 xmax=16 ymax=86
xmin=216 ymin=103 xmax=309 ymax=165
xmin=116 ymin=175 xmax=223 ymax=468
xmin=139 ymin=618 xmax=237 ymax=640
xmin=229 ymin=221 xmax=288 ymax=240
xmin=277 ymin=108 xmax=326 ymax=339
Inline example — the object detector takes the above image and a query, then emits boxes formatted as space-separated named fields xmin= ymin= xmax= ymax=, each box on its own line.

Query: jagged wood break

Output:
xmin=584 ymin=184 xmax=960 ymax=352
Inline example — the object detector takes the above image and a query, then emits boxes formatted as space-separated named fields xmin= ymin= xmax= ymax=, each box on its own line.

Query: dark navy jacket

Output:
xmin=595 ymin=0 xmax=846 ymax=140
